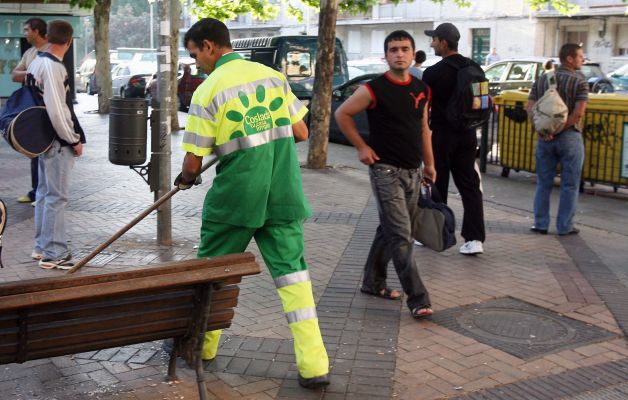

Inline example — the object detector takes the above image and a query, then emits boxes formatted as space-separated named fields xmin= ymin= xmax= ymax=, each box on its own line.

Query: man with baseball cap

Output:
xmin=422 ymin=23 xmax=486 ymax=256
xmin=424 ymin=23 xmax=461 ymax=44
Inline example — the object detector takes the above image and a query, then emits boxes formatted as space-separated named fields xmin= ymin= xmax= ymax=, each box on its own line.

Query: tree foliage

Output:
xmin=189 ymin=0 xmax=278 ymax=21
xmin=108 ymin=4 xmax=154 ymax=48
xmin=187 ymin=0 xmax=612 ymax=20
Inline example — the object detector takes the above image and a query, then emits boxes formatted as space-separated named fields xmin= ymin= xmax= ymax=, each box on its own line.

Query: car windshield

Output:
xmin=130 ymin=62 xmax=157 ymax=75
xmin=579 ymin=65 xmax=603 ymax=80
xmin=485 ymin=63 xmax=507 ymax=81
xmin=611 ymin=64 xmax=628 ymax=77
xmin=348 ymin=59 xmax=387 ymax=74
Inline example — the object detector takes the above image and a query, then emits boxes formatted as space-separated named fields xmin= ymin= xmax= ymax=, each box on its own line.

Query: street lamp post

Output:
xmin=148 ymin=0 xmax=155 ymax=49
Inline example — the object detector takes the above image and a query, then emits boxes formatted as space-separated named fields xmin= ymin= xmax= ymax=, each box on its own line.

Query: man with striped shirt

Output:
xmin=176 ymin=18 xmax=329 ymax=389
xmin=527 ymin=43 xmax=589 ymax=236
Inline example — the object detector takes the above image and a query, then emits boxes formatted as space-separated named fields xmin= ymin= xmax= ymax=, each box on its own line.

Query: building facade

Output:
xmin=227 ymin=0 xmax=628 ymax=72
xmin=0 ymin=2 xmax=89 ymax=97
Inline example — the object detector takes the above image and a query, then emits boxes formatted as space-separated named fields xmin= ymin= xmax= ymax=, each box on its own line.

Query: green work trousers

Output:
xmin=197 ymin=219 xmax=329 ymax=379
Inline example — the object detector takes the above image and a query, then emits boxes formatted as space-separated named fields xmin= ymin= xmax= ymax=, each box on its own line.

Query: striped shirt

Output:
xmin=529 ymin=66 xmax=589 ymax=131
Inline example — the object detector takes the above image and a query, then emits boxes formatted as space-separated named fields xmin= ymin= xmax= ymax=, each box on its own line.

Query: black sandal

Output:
xmin=411 ymin=307 xmax=434 ymax=319
xmin=360 ymin=287 xmax=402 ymax=300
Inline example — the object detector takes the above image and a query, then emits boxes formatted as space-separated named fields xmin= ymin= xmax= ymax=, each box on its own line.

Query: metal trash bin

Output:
xmin=109 ymin=98 xmax=148 ymax=166
xmin=493 ymin=90 xmax=536 ymax=173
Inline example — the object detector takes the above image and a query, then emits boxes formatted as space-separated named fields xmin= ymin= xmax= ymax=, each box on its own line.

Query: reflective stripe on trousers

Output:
xmin=202 ymin=278 xmax=328 ymax=378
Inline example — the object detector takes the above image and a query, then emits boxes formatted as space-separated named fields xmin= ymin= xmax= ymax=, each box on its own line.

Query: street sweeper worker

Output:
xmin=175 ymin=18 xmax=329 ymax=389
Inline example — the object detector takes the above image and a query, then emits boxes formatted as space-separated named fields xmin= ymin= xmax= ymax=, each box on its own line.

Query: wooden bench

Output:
xmin=0 ymin=252 xmax=260 ymax=400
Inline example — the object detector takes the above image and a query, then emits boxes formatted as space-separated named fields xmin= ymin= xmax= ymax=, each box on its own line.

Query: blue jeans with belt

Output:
xmin=533 ymin=130 xmax=584 ymax=234
xmin=362 ymin=163 xmax=431 ymax=311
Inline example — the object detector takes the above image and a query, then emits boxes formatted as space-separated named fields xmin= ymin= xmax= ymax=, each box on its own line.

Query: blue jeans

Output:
xmin=533 ymin=130 xmax=584 ymax=234
xmin=363 ymin=163 xmax=431 ymax=311
xmin=34 ymin=141 xmax=75 ymax=259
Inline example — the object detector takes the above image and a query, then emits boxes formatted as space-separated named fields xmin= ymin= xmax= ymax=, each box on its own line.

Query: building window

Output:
xmin=371 ymin=30 xmax=385 ymax=55
xmin=471 ymin=28 xmax=490 ymax=65
xmin=565 ymin=31 xmax=588 ymax=52
xmin=617 ymin=24 xmax=628 ymax=56
xmin=348 ymin=31 xmax=361 ymax=54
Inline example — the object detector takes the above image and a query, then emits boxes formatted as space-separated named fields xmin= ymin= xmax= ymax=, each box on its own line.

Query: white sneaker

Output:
xmin=413 ymin=240 xmax=424 ymax=246
xmin=39 ymin=254 xmax=73 ymax=270
xmin=459 ymin=240 xmax=483 ymax=255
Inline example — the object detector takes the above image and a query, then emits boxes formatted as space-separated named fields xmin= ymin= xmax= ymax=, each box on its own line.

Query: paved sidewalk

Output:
xmin=1 ymin=94 xmax=627 ymax=399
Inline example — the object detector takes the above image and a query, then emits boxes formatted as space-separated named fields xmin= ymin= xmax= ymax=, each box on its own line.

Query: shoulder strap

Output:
xmin=546 ymin=70 xmax=557 ymax=90
xmin=39 ymin=52 xmax=63 ymax=64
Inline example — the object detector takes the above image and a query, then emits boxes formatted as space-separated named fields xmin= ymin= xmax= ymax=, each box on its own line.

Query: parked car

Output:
xmin=328 ymin=74 xmax=379 ymax=144
xmin=609 ymin=64 xmax=628 ymax=92
xmin=348 ymin=65 xmax=367 ymax=79
xmin=111 ymin=62 xmax=156 ymax=98
xmin=484 ymin=57 xmax=615 ymax=96
xmin=231 ymin=36 xmax=349 ymax=101
xmin=75 ymin=50 xmax=121 ymax=95
xmin=75 ymin=58 xmax=95 ymax=93
xmin=347 ymin=58 xmax=388 ymax=75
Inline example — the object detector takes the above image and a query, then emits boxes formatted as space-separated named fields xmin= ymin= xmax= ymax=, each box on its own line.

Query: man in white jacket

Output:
xmin=28 ymin=20 xmax=86 ymax=269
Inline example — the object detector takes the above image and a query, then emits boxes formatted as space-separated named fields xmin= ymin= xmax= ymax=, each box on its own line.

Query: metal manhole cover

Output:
xmin=431 ymin=297 xmax=616 ymax=360
xmin=457 ymin=308 xmax=577 ymax=345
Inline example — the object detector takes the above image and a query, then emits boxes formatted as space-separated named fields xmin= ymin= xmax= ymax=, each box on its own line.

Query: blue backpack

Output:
xmin=0 ymin=81 xmax=45 ymax=134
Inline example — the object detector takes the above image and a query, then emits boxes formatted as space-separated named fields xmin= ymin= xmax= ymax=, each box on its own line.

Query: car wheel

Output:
xmin=592 ymin=81 xmax=614 ymax=93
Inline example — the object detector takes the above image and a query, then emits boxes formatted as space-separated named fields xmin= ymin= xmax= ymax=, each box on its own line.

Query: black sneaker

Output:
xmin=298 ymin=373 xmax=330 ymax=389
xmin=530 ymin=226 xmax=548 ymax=234
xmin=39 ymin=254 xmax=73 ymax=270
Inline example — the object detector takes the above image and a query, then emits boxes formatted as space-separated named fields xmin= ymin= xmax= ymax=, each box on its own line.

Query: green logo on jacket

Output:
xmin=226 ymin=85 xmax=291 ymax=139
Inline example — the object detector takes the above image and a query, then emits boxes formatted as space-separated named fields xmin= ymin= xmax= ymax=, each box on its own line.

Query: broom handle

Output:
xmin=67 ymin=157 xmax=218 ymax=274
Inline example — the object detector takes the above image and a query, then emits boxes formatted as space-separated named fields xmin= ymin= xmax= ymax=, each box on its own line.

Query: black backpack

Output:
xmin=443 ymin=57 xmax=492 ymax=130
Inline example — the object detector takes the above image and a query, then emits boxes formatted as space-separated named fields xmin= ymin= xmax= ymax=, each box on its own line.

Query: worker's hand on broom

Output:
xmin=174 ymin=172 xmax=202 ymax=190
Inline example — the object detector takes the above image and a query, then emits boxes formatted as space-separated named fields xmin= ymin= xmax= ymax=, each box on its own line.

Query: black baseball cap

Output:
xmin=424 ymin=23 xmax=460 ymax=43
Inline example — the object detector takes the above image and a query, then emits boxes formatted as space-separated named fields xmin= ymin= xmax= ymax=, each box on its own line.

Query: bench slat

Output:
xmin=1 ymin=263 xmax=254 ymax=312
xmin=0 ymin=253 xmax=257 ymax=296
xmin=27 ymin=310 xmax=234 ymax=354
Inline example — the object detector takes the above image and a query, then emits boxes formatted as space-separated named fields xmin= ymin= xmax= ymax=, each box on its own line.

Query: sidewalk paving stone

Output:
xmin=1 ymin=94 xmax=627 ymax=399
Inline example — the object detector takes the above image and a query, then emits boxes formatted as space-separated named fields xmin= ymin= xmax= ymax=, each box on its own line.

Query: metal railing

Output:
xmin=480 ymin=103 xmax=628 ymax=190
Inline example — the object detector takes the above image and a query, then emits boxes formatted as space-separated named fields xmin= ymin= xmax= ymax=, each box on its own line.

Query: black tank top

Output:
xmin=365 ymin=73 xmax=430 ymax=169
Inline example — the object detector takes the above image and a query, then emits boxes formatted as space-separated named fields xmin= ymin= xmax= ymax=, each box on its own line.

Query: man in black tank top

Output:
xmin=335 ymin=30 xmax=435 ymax=320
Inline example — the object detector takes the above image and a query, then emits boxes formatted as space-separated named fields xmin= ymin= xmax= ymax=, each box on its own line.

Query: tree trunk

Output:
xmin=306 ymin=0 xmax=339 ymax=169
xmin=169 ymin=0 xmax=180 ymax=131
xmin=94 ymin=0 xmax=112 ymax=114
